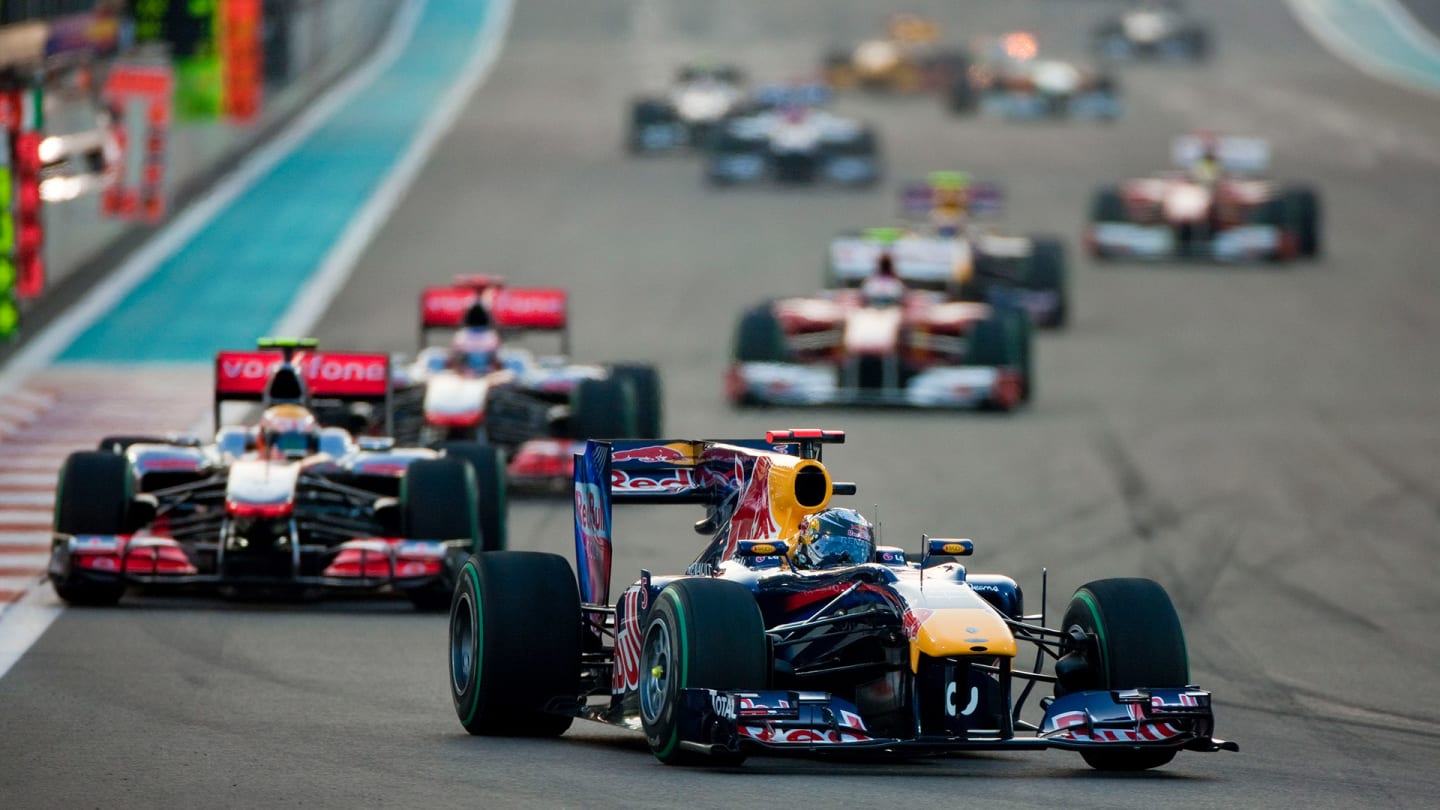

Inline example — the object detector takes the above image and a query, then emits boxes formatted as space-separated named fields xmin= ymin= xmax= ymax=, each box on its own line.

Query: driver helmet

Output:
xmin=449 ymin=327 xmax=502 ymax=374
xmin=256 ymin=404 xmax=319 ymax=458
xmin=861 ymin=253 xmax=906 ymax=307
xmin=793 ymin=507 xmax=876 ymax=569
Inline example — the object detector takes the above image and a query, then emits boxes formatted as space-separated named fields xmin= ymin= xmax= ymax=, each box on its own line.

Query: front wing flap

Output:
xmin=674 ymin=687 xmax=1236 ymax=757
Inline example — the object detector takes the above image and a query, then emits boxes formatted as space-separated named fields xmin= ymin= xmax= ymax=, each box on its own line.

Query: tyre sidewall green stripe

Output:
xmin=460 ymin=562 xmax=483 ymax=726
xmin=1076 ymin=589 xmax=1110 ymax=686
xmin=654 ymin=588 xmax=688 ymax=760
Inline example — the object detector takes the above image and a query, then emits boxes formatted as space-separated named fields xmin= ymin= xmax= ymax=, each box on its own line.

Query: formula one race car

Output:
xmin=949 ymin=32 xmax=1120 ymax=120
xmin=48 ymin=339 xmax=506 ymax=611
xmin=706 ymin=88 xmax=880 ymax=187
xmin=448 ymin=430 xmax=1238 ymax=769
xmin=1093 ymin=1 xmax=1210 ymax=62
xmin=826 ymin=173 xmax=1068 ymax=328
xmin=393 ymin=275 xmax=663 ymax=491
xmin=822 ymin=13 xmax=969 ymax=95
xmin=726 ymin=284 xmax=1031 ymax=410
xmin=1087 ymin=135 xmax=1321 ymax=262
xmin=628 ymin=63 xmax=751 ymax=154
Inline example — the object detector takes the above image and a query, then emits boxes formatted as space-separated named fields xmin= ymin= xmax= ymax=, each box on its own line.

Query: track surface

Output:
xmin=3 ymin=1 xmax=1439 ymax=807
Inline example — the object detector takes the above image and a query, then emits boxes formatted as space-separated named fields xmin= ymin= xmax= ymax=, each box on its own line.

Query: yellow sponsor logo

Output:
xmin=941 ymin=543 xmax=968 ymax=555
xmin=749 ymin=543 xmax=777 ymax=555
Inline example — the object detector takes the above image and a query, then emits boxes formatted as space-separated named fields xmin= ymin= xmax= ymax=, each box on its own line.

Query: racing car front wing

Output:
xmin=1091 ymin=222 xmax=1286 ymax=262
xmin=980 ymin=90 xmax=1121 ymax=121
xmin=675 ymin=687 xmax=1237 ymax=758
xmin=728 ymin=361 xmax=1023 ymax=410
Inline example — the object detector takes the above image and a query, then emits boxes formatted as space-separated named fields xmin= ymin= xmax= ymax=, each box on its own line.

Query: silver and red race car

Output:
xmin=949 ymin=32 xmax=1121 ymax=120
xmin=393 ymin=275 xmax=663 ymax=491
xmin=1087 ymin=135 xmax=1320 ymax=263
xmin=48 ymin=339 xmax=505 ymax=611
xmin=727 ymin=286 xmax=1032 ymax=411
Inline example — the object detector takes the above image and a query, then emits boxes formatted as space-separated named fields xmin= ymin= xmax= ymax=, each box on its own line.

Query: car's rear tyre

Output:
xmin=1026 ymin=235 xmax=1068 ymax=328
xmin=401 ymin=458 xmax=481 ymax=612
xmin=1088 ymin=185 xmax=1126 ymax=260
xmin=610 ymin=364 xmax=664 ymax=439
xmin=733 ymin=304 xmax=789 ymax=363
xmin=1284 ymin=184 xmax=1321 ymax=258
xmin=450 ymin=551 xmax=580 ymax=736
xmin=640 ymin=578 xmax=768 ymax=765
xmin=51 ymin=452 xmax=131 ymax=606
xmin=1056 ymin=578 xmax=1189 ymax=771
xmin=437 ymin=443 xmax=508 ymax=553
xmin=570 ymin=377 xmax=639 ymax=440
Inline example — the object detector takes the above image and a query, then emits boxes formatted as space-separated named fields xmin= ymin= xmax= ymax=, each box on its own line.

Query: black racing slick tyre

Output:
xmin=610 ymin=364 xmax=664 ymax=439
xmin=51 ymin=452 xmax=131 ymax=606
xmin=570 ymin=377 xmax=639 ymax=440
xmin=450 ymin=552 xmax=580 ymax=737
xmin=639 ymin=578 xmax=768 ymax=766
xmin=1285 ymin=184 xmax=1322 ymax=258
xmin=968 ymin=306 xmax=1033 ymax=406
xmin=1026 ymin=235 xmax=1069 ymax=328
xmin=437 ymin=443 xmax=508 ymax=553
xmin=732 ymin=304 xmax=789 ymax=363
xmin=1056 ymin=578 xmax=1190 ymax=771
xmin=401 ymin=459 xmax=481 ymax=611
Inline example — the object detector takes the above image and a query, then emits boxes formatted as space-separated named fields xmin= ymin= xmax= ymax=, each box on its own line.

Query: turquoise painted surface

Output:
xmin=61 ymin=0 xmax=492 ymax=363
xmin=1309 ymin=0 xmax=1440 ymax=91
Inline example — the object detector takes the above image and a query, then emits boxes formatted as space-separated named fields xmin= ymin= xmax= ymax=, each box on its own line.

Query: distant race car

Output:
xmin=823 ymin=13 xmax=969 ymax=95
xmin=726 ymin=284 xmax=1032 ymax=410
xmin=949 ymin=32 xmax=1121 ymax=120
xmin=48 ymin=339 xmax=505 ymax=611
xmin=394 ymin=275 xmax=663 ymax=491
xmin=1093 ymin=1 xmax=1210 ymax=62
xmin=706 ymin=87 xmax=881 ymax=186
xmin=447 ymin=430 xmax=1239 ymax=769
xmin=1087 ymin=135 xmax=1321 ymax=262
xmin=825 ymin=173 xmax=1069 ymax=328
xmin=627 ymin=63 xmax=751 ymax=154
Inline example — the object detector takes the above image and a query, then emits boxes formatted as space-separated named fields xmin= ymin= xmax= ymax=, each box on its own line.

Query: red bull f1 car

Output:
xmin=447 ymin=430 xmax=1238 ymax=769
xmin=726 ymin=285 xmax=1032 ymax=410
xmin=393 ymin=275 xmax=663 ymax=491
xmin=1087 ymin=135 xmax=1321 ymax=262
xmin=48 ymin=339 xmax=505 ymax=611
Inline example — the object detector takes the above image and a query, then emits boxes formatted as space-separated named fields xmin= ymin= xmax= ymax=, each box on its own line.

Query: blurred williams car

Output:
xmin=949 ymin=32 xmax=1121 ymax=121
xmin=628 ymin=63 xmax=750 ymax=154
xmin=394 ymin=276 xmax=663 ymax=491
xmin=1094 ymin=1 xmax=1210 ymax=62
xmin=1087 ymin=135 xmax=1321 ymax=263
xmin=707 ymin=86 xmax=881 ymax=187
xmin=826 ymin=172 xmax=1069 ymax=328
xmin=822 ymin=13 xmax=970 ymax=95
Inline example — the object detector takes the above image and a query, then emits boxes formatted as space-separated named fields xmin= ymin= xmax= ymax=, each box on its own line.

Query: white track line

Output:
xmin=272 ymin=0 xmax=518 ymax=337
xmin=1287 ymin=0 xmax=1440 ymax=98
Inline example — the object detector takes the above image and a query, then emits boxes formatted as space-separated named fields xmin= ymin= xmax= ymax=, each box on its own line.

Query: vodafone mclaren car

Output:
xmin=727 ymin=287 xmax=1032 ymax=410
xmin=822 ymin=13 xmax=970 ymax=95
xmin=393 ymin=275 xmax=663 ymax=491
xmin=1094 ymin=1 xmax=1210 ymax=62
xmin=1087 ymin=135 xmax=1321 ymax=262
xmin=826 ymin=174 xmax=1068 ymax=328
xmin=448 ymin=430 xmax=1237 ymax=769
xmin=48 ymin=339 xmax=506 ymax=611
xmin=628 ymin=63 xmax=751 ymax=154
xmin=706 ymin=90 xmax=880 ymax=187
xmin=949 ymin=32 xmax=1120 ymax=121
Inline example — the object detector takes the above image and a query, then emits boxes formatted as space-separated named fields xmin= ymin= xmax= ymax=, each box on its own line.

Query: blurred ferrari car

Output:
xmin=627 ymin=63 xmax=750 ymax=154
xmin=949 ymin=32 xmax=1121 ymax=121
xmin=727 ymin=282 xmax=1031 ymax=410
xmin=706 ymin=87 xmax=881 ymax=187
xmin=1087 ymin=135 xmax=1321 ymax=262
xmin=822 ymin=13 xmax=969 ymax=95
xmin=826 ymin=172 xmax=1069 ymax=328
xmin=1093 ymin=1 xmax=1210 ymax=62
xmin=394 ymin=275 xmax=663 ymax=490
xmin=49 ymin=339 xmax=504 ymax=611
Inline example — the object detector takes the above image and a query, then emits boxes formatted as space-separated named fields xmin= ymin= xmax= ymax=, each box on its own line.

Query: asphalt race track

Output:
xmin=3 ymin=1 xmax=1439 ymax=807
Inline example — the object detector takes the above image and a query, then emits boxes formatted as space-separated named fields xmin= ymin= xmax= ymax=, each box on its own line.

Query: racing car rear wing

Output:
xmin=572 ymin=432 xmax=856 ymax=605
xmin=213 ymin=342 xmax=392 ymax=434
xmin=899 ymin=174 xmax=1004 ymax=219
xmin=419 ymin=284 xmax=570 ymax=353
